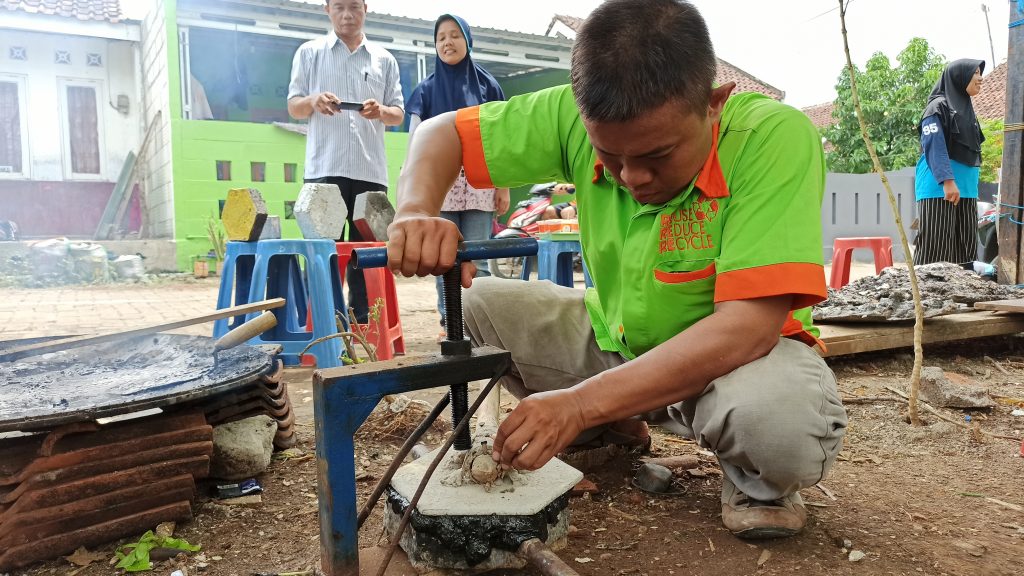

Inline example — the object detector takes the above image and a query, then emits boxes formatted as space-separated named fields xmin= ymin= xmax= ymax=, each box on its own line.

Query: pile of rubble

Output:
xmin=814 ymin=262 xmax=1024 ymax=322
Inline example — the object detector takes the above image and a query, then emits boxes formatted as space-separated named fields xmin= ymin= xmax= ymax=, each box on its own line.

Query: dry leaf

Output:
xmin=65 ymin=547 xmax=107 ymax=567
xmin=575 ymin=557 xmax=594 ymax=563
xmin=756 ymin=549 xmax=771 ymax=568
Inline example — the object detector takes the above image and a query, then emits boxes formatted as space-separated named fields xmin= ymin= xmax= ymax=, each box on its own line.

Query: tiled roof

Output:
xmin=973 ymin=61 xmax=1006 ymax=121
xmin=547 ymin=13 xmax=585 ymax=36
xmin=716 ymin=58 xmax=784 ymax=101
xmin=802 ymin=101 xmax=836 ymax=129
xmin=545 ymin=14 xmax=784 ymax=101
xmin=2 ymin=0 xmax=121 ymax=22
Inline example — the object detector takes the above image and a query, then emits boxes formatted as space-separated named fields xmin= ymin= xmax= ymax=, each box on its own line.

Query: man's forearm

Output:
xmin=380 ymin=105 xmax=404 ymax=126
xmin=396 ymin=112 xmax=463 ymax=216
xmin=571 ymin=296 xmax=791 ymax=428
xmin=288 ymin=96 xmax=313 ymax=120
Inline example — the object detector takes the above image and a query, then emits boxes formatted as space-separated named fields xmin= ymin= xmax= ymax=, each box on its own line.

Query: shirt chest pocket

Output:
xmin=358 ymin=68 xmax=386 ymax=102
xmin=653 ymin=259 xmax=717 ymax=285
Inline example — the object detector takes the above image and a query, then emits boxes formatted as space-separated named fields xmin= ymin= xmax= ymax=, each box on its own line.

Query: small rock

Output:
xmin=155 ymin=522 xmax=175 ymax=539
xmin=1011 ymin=409 xmax=1024 ymax=417
xmin=633 ymin=463 xmax=672 ymax=493
xmin=919 ymin=367 xmax=995 ymax=408
xmin=599 ymin=553 xmax=613 ymax=561
xmin=210 ymin=415 xmax=278 ymax=480
xmin=849 ymin=550 xmax=866 ymax=562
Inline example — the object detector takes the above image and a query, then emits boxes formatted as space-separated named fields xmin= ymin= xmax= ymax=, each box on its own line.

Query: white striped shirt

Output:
xmin=288 ymin=33 xmax=404 ymax=185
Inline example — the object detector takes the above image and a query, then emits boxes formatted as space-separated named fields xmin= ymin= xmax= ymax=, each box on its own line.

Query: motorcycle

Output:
xmin=487 ymin=182 xmax=573 ymax=278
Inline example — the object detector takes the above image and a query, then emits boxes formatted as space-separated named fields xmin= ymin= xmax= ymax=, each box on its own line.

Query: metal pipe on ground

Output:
xmin=517 ymin=538 xmax=582 ymax=576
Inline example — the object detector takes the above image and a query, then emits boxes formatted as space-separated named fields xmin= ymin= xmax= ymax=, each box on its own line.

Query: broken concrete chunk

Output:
xmin=295 ymin=183 xmax=347 ymax=240
xmin=919 ymin=366 xmax=995 ymax=409
xmin=222 ymin=188 xmax=268 ymax=242
xmin=210 ymin=415 xmax=278 ymax=480
xmin=353 ymin=191 xmax=395 ymax=242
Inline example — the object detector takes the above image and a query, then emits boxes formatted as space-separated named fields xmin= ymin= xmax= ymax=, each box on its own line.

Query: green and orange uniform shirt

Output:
xmin=455 ymin=85 xmax=827 ymax=360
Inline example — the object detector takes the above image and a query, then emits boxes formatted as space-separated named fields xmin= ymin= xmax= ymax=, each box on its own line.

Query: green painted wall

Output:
xmin=499 ymin=69 xmax=570 ymax=98
xmin=171 ymin=118 xmax=407 ymax=269
xmin=164 ymin=1 xmax=567 ymax=269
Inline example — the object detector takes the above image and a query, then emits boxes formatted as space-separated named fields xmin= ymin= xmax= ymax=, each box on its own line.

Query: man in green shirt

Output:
xmin=387 ymin=0 xmax=846 ymax=539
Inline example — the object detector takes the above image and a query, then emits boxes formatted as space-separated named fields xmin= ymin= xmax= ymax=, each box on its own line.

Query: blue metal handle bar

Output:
xmin=352 ymin=238 xmax=538 ymax=269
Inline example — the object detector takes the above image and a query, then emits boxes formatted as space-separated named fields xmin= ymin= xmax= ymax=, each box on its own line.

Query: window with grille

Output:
xmin=0 ymin=77 xmax=27 ymax=177
xmin=65 ymin=85 xmax=101 ymax=175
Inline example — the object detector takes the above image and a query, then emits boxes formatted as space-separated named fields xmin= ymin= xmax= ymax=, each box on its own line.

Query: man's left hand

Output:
xmin=360 ymin=99 xmax=382 ymax=120
xmin=491 ymin=389 xmax=587 ymax=471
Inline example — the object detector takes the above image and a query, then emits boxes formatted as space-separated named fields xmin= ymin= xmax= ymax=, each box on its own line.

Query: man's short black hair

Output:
xmin=571 ymin=0 xmax=716 ymax=122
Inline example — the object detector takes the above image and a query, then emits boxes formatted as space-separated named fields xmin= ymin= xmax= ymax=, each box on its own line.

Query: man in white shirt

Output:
xmin=287 ymin=0 xmax=404 ymax=323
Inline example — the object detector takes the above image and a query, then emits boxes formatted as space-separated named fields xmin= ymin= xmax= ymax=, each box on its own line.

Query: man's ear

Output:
xmin=708 ymin=82 xmax=736 ymax=121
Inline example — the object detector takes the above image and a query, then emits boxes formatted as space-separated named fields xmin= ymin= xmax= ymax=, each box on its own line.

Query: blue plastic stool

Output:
xmin=214 ymin=242 xmax=308 ymax=337
xmin=521 ymin=239 xmax=593 ymax=288
xmin=224 ymin=239 xmax=345 ymax=368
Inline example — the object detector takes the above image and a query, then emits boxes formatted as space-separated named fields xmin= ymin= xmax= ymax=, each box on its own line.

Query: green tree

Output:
xmin=980 ymin=118 xmax=1004 ymax=183
xmin=824 ymin=38 xmax=946 ymax=173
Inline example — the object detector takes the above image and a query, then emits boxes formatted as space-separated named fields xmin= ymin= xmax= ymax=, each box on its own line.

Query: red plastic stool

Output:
xmin=829 ymin=237 xmax=894 ymax=289
xmin=335 ymin=241 xmax=406 ymax=361
xmin=301 ymin=241 xmax=406 ymax=364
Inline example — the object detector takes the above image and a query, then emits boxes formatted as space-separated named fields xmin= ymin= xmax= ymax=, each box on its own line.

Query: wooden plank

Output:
xmin=0 ymin=298 xmax=286 ymax=363
xmin=107 ymin=112 xmax=164 ymax=240
xmin=93 ymin=151 xmax=137 ymax=240
xmin=974 ymin=299 xmax=1024 ymax=312
xmin=998 ymin=2 xmax=1024 ymax=283
xmin=818 ymin=311 xmax=1024 ymax=357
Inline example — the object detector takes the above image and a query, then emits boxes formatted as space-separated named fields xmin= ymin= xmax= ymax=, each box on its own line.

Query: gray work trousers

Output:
xmin=463 ymin=277 xmax=847 ymax=501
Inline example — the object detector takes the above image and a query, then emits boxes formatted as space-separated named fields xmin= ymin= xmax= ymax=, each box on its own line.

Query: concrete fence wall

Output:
xmin=821 ymin=168 xmax=918 ymax=263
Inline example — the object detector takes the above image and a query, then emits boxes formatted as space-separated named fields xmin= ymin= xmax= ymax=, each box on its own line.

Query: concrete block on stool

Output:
xmin=223 ymin=188 xmax=268 ymax=241
xmin=295 ymin=183 xmax=347 ymax=239
xmin=354 ymin=191 xmax=395 ymax=242
xmin=258 ymin=215 xmax=281 ymax=240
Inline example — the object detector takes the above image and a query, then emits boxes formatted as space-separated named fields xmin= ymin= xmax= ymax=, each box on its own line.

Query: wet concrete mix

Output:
xmin=0 ymin=334 xmax=272 ymax=432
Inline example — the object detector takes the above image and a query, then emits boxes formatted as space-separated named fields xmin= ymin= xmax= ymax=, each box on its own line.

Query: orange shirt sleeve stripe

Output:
xmin=714 ymin=262 xmax=827 ymax=310
xmin=454 ymin=106 xmax=495 ymax=189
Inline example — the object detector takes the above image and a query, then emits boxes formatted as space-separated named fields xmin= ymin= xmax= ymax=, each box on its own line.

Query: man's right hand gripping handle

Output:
xmin=386 ymin=215 xmax=477 ymax=287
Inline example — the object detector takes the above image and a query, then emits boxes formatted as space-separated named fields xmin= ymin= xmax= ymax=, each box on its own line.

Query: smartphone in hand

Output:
xmin=334 ymin=101 xmax=365 ymax=112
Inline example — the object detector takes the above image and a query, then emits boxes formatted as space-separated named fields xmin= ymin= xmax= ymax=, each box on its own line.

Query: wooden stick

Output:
xmin=841 ymin=396 xmax=904 ymax=404
xmin=0 ymin=298 xmax=286 ymax=362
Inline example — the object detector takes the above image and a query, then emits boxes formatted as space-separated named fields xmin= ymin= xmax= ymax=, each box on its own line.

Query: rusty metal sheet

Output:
xmin=0 ymin=456 xmax=209 ymax=515
xmin=0 ymin=413 xmax=210 ymax=486
xmin=0 ymin=502 xmax=194 ymax=571
xmin=0 ymin=441 xmax=211 ymax=505
xmin=0 ymin=334 xmax=273 ymax=433
xmin=0 ymin=476 xmax=195 ymax=547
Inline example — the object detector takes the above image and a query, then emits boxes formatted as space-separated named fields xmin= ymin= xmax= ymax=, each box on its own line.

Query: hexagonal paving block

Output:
xmin=222 ymin=188 xmax=268 ymax=242
xmin=295 ymin=183 xmax=347 ymax=240
xmin=386 ymin=447 xmax=582 ymax=571
xmin=258 ymin=215 xmax=281 ymax=240
xmin=353 ymin=190 xmax=395 ymax=242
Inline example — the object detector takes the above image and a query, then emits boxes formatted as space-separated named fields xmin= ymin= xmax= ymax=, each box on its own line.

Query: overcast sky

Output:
xmin=125 ymin=0 xmax=1012 ymax=109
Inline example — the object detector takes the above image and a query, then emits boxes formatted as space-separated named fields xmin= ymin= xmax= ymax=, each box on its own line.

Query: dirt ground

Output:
xmin=8 ymin=272 xmax=1024 ymax=576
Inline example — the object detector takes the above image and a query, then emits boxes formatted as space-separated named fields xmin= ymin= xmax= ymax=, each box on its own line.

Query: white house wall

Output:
xmin=141 ymin=0 xmax=174 ymax=238
xmin=0 ymin=28 xmax=141 ymax=183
